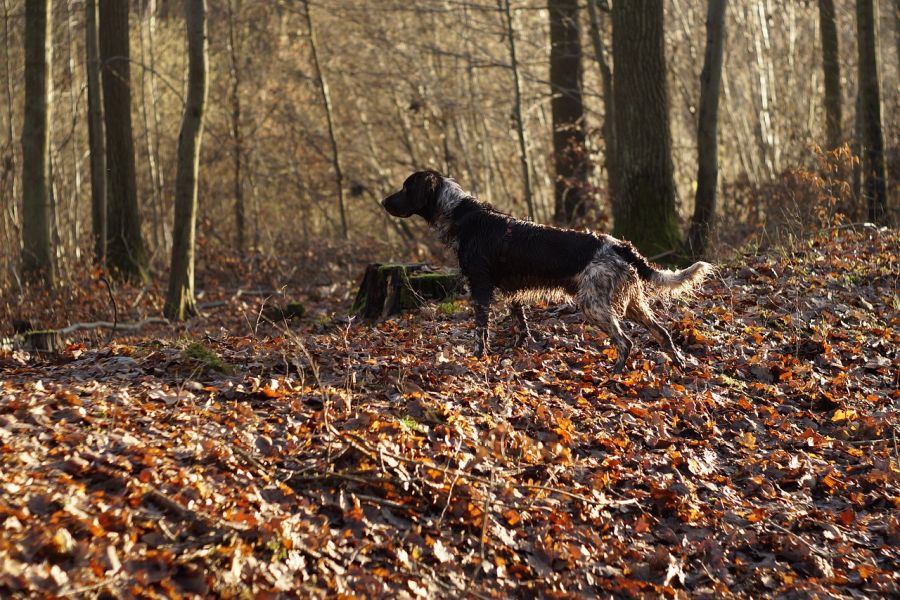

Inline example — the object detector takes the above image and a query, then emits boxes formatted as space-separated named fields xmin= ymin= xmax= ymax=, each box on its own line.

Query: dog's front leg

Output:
xmin=470 ymin=283 xmax=493 ymax=357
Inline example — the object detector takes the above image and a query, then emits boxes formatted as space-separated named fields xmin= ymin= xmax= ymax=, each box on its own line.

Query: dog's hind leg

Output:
xmin=510 ymin=301 xmax=533 ymax=347
xmin=580 ymin=301 xmax=633 ymax=372
xmin=626 ymin=302 xmax=685 ymax=368
xmin=470 ymin=282 xmax=494 ymax=357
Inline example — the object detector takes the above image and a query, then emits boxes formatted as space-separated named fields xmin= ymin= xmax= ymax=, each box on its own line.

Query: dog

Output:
xmin=381 ymin=170 xmax=712 ymax=372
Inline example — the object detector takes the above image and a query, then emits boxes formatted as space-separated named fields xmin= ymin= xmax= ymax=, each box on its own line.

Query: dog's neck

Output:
xmin=428 ymin=179 xmax=476 ymax=248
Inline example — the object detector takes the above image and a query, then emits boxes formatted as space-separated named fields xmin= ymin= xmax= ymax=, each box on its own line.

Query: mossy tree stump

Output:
xmin=353 ymin=263 xmax=463 ymax=319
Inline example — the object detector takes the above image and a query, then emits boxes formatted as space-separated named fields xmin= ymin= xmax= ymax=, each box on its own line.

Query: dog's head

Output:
xmin=381 ymin=170 xmax=443 ymax=219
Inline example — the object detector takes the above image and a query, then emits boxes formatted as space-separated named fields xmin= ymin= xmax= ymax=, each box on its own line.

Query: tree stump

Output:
xmin=352 ymin=263 xmax=463 ymax=319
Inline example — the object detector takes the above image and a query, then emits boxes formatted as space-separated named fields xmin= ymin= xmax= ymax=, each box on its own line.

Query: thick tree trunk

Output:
xmin=586 ymin=0 xmax=617 ymax=203
xmin=21 ymin=0 xmax=54 ymax=285
xmin=687 ymin=0 xmax=728 ymax=258
xmin=611 ymin=0 xmax=681 ymax=257
xmin=303 ymin=0 xmax=347 ymax=239
xmin=100 ymin=0 xmax=148 ymax=281
xmin=85 ymin=0 xmax=106 ymax=263
xmin=499 ymin=0 xmax=535 ymax=221
xmin=818 ymin=0 xmax=842 ymax=150
xmin=549 ymin=0 xmax=588 ymax=225
xmin=856 ymin=0 xmax=887 ymax=224
xmin=165 ymin=0 xmax=208 ymax=321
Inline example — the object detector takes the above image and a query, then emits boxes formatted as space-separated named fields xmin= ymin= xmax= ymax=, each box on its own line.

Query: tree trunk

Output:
xmin=499 ymin=0 xmax=535 ymax=221
xmin=100 ymin=0 xmax=148 ymax=281
xmin=227 ymin=0 xmax=245 ymax=255
xmin=818 ymin=0 xmax=841 ymax=150
xmin=611 ymin=0 xmax=681 ymax=257
xmin=164 ymin=0 xmax=208 ymax=321
xmin=549 ymin=0 xmax=588 ymax=225
xmin=303 ymin=0 xmax=347 ymax=239
xmin=586 ymin=0 xmax=617 ymax=203
xmin=137 ymin=3 xmax=161 ymax=252
xmin=687 ymin=0 xmax=728 ymax=258
xmin=21 ymin=0 xmax=54 ymax=285
xmin=856 ymin=0 xmax=887 ymax=224
xmin=85 ymin=0 xmax=106 ymax=263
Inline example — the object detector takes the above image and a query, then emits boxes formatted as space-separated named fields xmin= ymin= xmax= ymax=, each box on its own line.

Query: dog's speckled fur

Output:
xmin=382 ymin=170 xmax=712 ymax=371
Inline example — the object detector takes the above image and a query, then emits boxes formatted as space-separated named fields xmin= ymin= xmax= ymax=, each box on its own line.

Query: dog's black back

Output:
xmin=451 ymin=199 xmax=601 ymax=295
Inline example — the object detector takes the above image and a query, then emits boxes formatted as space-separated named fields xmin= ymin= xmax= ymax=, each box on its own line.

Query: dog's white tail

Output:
xmin=649 ymin=261 xmax=713 ymax=295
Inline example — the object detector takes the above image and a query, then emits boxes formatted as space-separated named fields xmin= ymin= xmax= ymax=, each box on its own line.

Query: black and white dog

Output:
xmin=382 ymin=170 xmax=711 ymax=372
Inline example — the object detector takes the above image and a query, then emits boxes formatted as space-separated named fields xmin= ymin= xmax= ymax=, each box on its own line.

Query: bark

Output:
xmin=856 ymin=0 xmax=887 ymax=224
xmin=165 ymin=0 xmax=208 ymax=320
xmin=586 ymin=0 xmax=617 ymax=202
xmin=549 ymin=0 xmax=588 ymax=225
xmin=688 ymin=0 xmax=728 ymax=258
xmin=611 ymin=0 xmax=681 ymax=257
xmin=303 ymin=0 xmax=347 ymax=239
xmin=818 ymin=0 xmax=841 ymax=150
xmin=21 ymin=0 xmax=54 ymax=285
xmin=100 ymin=0 xmax=148 ymax=281
xmin=86 ymin=0 xmax=106 ymax=263
xmin=499 ymin=0 xmax=535 ymax=221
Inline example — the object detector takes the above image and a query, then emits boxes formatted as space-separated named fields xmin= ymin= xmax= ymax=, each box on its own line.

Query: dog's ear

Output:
xmin=409 ymin=170 xmax=442 ymax=210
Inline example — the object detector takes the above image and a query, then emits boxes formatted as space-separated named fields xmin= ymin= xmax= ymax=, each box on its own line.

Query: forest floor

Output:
xmin=0 ymin=226 xmax=898 ymax=598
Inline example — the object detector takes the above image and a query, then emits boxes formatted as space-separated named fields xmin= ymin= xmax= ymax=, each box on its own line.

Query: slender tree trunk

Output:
xmin=227 ymin=0 xmax=245 ymax=254
xmin=165 ymin=0 xmax=208 ymax=320
xmin=21 ymin=0 xmax=54 ymax=285
xmin=137 ymin=3 xmax=161 ymax=253
xmin=3 ymin=0 xmax=20 ymax=260
xmin=856 ymin=0 xmax=888 ymax=224
xmin=65 ymin=0 xmax=82 ymax=261
xmin=499 ymin=0 xmax=535 ymax=220
xmin=818 ymin=0 xmax=842 ymax=150
xmin=303 ymin=0 xmax=347 ymax=239
xmin=549 ymin=0 xmax=588 ymax=225
xmin=687 ymin=0 xmax=727 ymax=258
xmin=586 ymin=0 xmax=617 ymax=203
xmin=146 ymin=0 xmax=166 ymax=247
xmin=611 ymin=0 xmax=680 ymax=257
xmin=86 ymin=0 xmax=106 ymax=263
xmin=100 ymin=0 xmax=149 ymax=281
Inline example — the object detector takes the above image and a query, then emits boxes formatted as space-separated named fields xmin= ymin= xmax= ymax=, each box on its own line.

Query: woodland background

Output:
xmin=0 ymin=0 xmax=898 ymax=293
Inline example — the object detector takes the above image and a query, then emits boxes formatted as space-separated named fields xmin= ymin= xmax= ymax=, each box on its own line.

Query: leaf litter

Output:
xmin=0 ymin=228 xmax=897 ymax=598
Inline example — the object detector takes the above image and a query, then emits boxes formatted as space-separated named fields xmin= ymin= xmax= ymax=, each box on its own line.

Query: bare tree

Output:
xmin=100 ymin=0 xmax=148 ymax=281
xmin=499 ymin=0 xmax=535 ymax=221
xmin=688 ymin=0 xmax=728 ymax=257
xmin=549 ymin=0 xmax=587 ymax=224
xmin=818 ymin=0 xmax=841 ymax=150
xmin=586 ymin=0 xmax=616 ymax=202
xmin=611 ymin=0 xmax=680 ymax=256
xmin=856 ymin=0 xmax=887 ymax=224
xmin=303 ymin=0 xmax=347 ymax=239
xmin=21 ymin=0 xmax=54 ymax=285
xmin=85 ymin=0 xmax=106 ymax=263
xmin=227 ymin=0 xmax=246 ymax=254
xmin=165 ymin=0 xmax=208 ymax=320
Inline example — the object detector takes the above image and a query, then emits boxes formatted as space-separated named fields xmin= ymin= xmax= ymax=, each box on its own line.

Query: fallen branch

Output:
xmin=58 ymin=317 xmax=169 ymax=335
